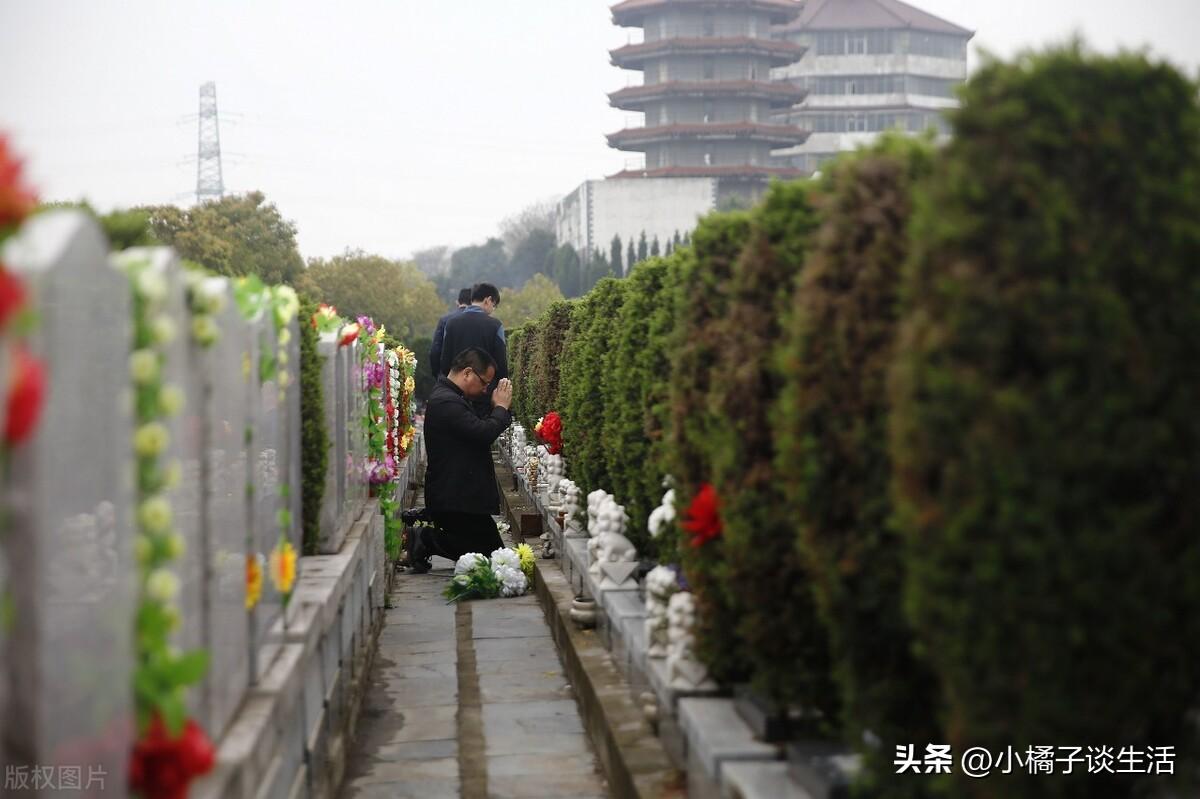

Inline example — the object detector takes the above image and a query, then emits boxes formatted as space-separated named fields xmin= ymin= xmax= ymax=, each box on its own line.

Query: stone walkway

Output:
xmin=338 ymin=546 xmax=609 ymax=798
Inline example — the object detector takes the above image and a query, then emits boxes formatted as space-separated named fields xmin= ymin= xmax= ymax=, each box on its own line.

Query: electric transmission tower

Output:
xmin=195 ymin=81 xmax=225 ymax=204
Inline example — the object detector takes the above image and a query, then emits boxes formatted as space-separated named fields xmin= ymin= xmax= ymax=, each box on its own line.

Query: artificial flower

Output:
xmin=134 ymin=423 xmax=170 ymax=458
xmin=0 ymin=268 xmax=27 ymax=331
xmin=138 ymin=496 xmax=173 ymax=534
xmin=146 ymin=569 xmax=180 ymax=603
xmin=162 ymin=459 xmax=182 ymax=490
xmin=128 ymin=714 xmax=215 ymax=799
xmin=278 ymin=327 xmax=291 ymax=347
xmin=165 ymin=533 xmax=186 ymax=560
xmin=682 ymin=483 xmax=722 ymax=548
xmin=5 ymin=344 xmax=44 ymax=445
xmin=0 ymin=136 xmax=37 ymax=231
xmin=496 ymin=564 xmax=527 ymax=598
xmin=130 ymin=349 xmax=160 ymax=385
xmin=311 ymin=303 xmax=339 ymax=332
xmin=136 ymin=270 xmax=168 ymax=304
xmin=534 ymin=411 xmax=563 ymax=455
xmin=271 ymin=285 xmax=299 ymax=327
xmin=158 ymin=385 xmax=185 ymax=417
xmin=134 ymin=536 xmax=153 ymax=566
xmin=356 ymin=315 xmax=376 ymax=335
xmin=245 ymin=553 xmax=263 ymax=610
xmin=191 ymin=315 xmax=219 ymax=347
xmin=491 ymin=547 xmax=520 ymax=572
xmin=338 ymin=322 xmax=360 ymax=347
xmin=455 ymin=552 xmax=487 ymax=576
xmin=404 ymin=375 xmax=415 ymax=395
xmin=515 ymin=543 xmax=536 ymax=580
xmin=151 ymin=316 xmax=176 ymax=346
xmin=269 ymin=539 xmax=297 ymax=594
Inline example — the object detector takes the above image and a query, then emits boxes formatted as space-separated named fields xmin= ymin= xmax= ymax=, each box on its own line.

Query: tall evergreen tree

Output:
xmin=610 ymin=234 xmax=624 ymax=276
xmin=627 ymin=240 xmax=637 ymax=271
xmin=673 ymin=230 xmax=682 ymax=249
xmin=637 ymin=231 xmax=649 ymax=263
xmin=650 ymin=235 xmax=661 ymax=257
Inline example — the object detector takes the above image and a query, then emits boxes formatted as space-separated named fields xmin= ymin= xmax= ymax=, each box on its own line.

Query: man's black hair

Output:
xmin=449 ymin=347 xmax=497 ymax=376
xmin=456 ymin=287 xmax=472 ymax=306
xmin=471 ymin=282 xmax=501 ymax=306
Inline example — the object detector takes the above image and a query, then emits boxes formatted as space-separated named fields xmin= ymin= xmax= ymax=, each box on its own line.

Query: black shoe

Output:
xmin=409 ymin=528 xmax=432 ymax=573
xmin=401 ymin=507 xmax=429 ymax=526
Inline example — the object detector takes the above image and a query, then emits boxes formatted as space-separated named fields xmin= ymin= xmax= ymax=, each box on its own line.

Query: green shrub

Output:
xmin=507 ymin=325 xmax=531 ymax=425
xmin=602 ymin=256 xmax=675 ymax=555
xmin=529 ymin=300 xmax=573 ymax=420
xmin=775 ymin=138 xmax=940 ymax=796
xmin=891 ymin=46 xmax=1200 ymax=798
xmin=707 ymin=181 xmax=835 ymax=717
xmin=664 ymin=211 xmax=753 ymax=684
xmin=299 ymin=297 xmax=329 ymax=555
xmin=559 ymin=278 xmax=628 ymax=494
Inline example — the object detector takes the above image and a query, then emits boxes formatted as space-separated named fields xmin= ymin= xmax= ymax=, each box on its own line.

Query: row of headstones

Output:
xmin=0 ymin=211 xmax=367 ymax=786
xmin=504 ymin=424 xmax=713 ymax=693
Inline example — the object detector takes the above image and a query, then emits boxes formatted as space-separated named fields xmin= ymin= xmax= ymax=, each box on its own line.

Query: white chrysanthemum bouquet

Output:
xmin=443 ymin=546 xmax=537 ymax=602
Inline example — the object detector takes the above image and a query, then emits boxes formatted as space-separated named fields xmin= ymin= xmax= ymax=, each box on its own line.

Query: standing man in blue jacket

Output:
xmin=428 ymin=287 xmax=471 ymax=376
xmin=438 ymin=282 xmax=507 ymax=416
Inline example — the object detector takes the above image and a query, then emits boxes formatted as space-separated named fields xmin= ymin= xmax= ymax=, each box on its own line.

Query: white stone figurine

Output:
xmin=588 ymin=496 xmax=630 ymax=580
xmin=559 ymin=479 xmax=585 ymax=538
xmin=666 ymin=591 xmax=718 ymax=691
xmin=643 ymin=565 xmax=679 ymax=658
xmin=543 ymin=452 xmax=566 ymax=499
xmin=510 ymin=425 xmax=528 ymax=470
xmin=647 ymin=485 xmax=676 ymax=540
xmin=594 ymin=529 xmax=638 ymax=590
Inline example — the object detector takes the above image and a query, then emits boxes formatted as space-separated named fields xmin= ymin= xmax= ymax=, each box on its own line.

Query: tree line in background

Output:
xmin=505 ymin=46 xmax=1200 ymax=799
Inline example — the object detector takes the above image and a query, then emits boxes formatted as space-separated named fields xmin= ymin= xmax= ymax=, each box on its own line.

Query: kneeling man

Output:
xmin=411 ymin=347 xmax=512 ymax=572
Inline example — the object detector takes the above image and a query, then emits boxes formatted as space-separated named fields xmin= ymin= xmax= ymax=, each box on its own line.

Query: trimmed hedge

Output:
xmin=708 ymin=180 xmax=836 ymax=717
xmin=891 ymin=47 xmax=1200 ymax=797
xmin=558 ymin=278 xmax=629 ymax=494
xmin=530 ymin=300 xmax=573 ymax=421
xmin=299 ymin=297 xmax=329 ymax=556
xmin=775 ymin=137 xmax=940 ymax=795
xmin=507 ymin=325 xmax=532 ymax=426
xmin=665 ymin=211 xmax=753 ymax=685
xmin=602 ymin=256 xmax=676 ymax=555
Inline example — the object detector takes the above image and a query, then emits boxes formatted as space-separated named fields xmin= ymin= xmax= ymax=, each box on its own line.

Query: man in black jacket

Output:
xmin=410 ymin=347 xmax=513 ymax=572
xmin=437 ymin=284 xmax=508 ymax=418
xmin=428 ymin=287 xmax=471 ymax=374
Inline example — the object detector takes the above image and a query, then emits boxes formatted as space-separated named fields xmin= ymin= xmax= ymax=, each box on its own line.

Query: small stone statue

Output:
xmin=666 ymin=591 xmax=718 ymax=691
xmin=559 ymin=479 xmax=585 ymax=538
xmin=588 ymin=497 xmax=631 ymax=582
xmin=644 ymin=565 xmax=678 ymax=658
xmin=543 ymin=452 xmax=565 ymax=500
xmin=594 ymin=530 xmax=638 ymax=590
xmin=510 ymin=425 xmax=528 ymax=470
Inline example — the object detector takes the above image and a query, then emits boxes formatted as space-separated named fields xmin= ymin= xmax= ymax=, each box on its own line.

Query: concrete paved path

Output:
xmin=339 ymin=544 xmax=609 ymax=799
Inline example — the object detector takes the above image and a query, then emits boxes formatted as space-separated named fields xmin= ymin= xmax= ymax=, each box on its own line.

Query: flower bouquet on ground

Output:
xmin=443 ymin=548 xmax=530 ymax=602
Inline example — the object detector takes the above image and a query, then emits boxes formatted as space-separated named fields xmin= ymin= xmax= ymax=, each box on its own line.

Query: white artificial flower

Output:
xmin=146 ymin=568 xmax=180 ymax=603
xmin=491 ymin=547 xmax=520 ymax=572
xmin=152 ymin=315 xmax=177 ymax=345
xmin=130 ymin=349 xmax=160 ymax=385
xmin=495 ymin=564 xmax=527 ymax=598
xmin=136 ymin=270 xmax=168 ymax=303
xmin=455 ymin=552 xmax=487 ymax=576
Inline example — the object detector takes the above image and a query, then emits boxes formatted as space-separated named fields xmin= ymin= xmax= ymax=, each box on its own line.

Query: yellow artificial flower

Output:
xmin=158 ymin=385 xmax=185 ymax=417
xmin=269 ymin=539 xmax=298 ymax=595
xmin=404 ymin=375 xmax=415 ymax=394
xmin=152 ymin=315 xmax=177 ymax=346
xmin=192 ymin=315 xmax=220 ymax=347
xmin=278 ymin=326 xmax=292 ymax=346
xmin=272 ymin=285 xmax=300 ymax=327
xmin=146 ymin=568 xmax=180 ymax=603
xmin=246 ymin=553 xmax=263 ymax=610
xmin=138 ymin=496 xmax=173 ymax=534
xmin=516 ymin=543 xmax=536 ymax=579
xmin=134 ymin=423 xmax=170 ymax=458
xmin=130 ymin=349 xmax=160 ymax=385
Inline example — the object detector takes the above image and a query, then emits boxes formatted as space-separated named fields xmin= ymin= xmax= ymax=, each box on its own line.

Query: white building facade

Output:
xmin=770 ymin=0 xmax=972 ymax=173
xmin=556 ymin=177 xmax=718 ymax=269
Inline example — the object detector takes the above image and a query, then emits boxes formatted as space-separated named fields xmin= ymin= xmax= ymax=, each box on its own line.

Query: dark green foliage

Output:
xmin=507 ymin=326 xmax=533 ymax=426
xmin=549 ymin=244 xmax=582 ymax=298
xmin=610 ymin=235 xmax=624 ymax=277
xmin=530 ymin=301 xmax=573 ymax=421
xmin=627 ymin=241 xmax=637 ymax=273
xmin=637 ymin=231 xmax=648 ymax=263
xmin=558 ymin=278 xmax=628 ymax=494
xmin=299 ymin=298 xmax=329 ymax=556
xmin=890 ymin=46 xmax=1200 ymax=798
xmin=775 ymin=138 xmax=940 ymax=797
xmin=602 ymin=257 xmax=675 ymax=555
xmin=650 ymin=236 xmax=660 ymax=257
xmin=665 ymin=211 xmax=753 ymax=684
xmin=708 ymin=181 xmax=836 ymax=716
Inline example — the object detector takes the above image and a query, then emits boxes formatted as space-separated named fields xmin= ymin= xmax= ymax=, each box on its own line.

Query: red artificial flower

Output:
xmin=682 ymin=483 xmax=722 ymax=548
xmin=0 ymin=137 xmax=36 ymax=232
xmin=128 ymin=715 xmax=216 ymax=799
xmin=0 ymin=268 xmax=26 ymax=331
xmin=338 ymin=322 xmax=360 ymax=347
xmin=5 ymin=344 xmax=44 ymax=445
xmin=535 ymin=411 xmax=563 ymax=455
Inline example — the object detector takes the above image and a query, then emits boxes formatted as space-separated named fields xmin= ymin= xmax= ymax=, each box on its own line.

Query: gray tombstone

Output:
xmin=285 ymin=317 xmax=302 ymax=559
xmin=317 ymin=335 xmax=344 ymax=553
xmin=334 ymin=343 xmax=348 ymax=530
xmin=1 ymin=211 xmax=135 ymax=793
xmin=248 ymin=315 xmax=283 ymax=680
xmin=195 ymin=276 xmax=252 ymax=739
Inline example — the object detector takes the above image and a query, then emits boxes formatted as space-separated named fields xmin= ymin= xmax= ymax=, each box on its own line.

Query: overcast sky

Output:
xmin=1 ymin=1 xmax=1196 ymax=261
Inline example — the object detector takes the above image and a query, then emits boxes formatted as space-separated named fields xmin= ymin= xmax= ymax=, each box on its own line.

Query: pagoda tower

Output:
xmin=608 ymin=0 xmax=809 ymax=195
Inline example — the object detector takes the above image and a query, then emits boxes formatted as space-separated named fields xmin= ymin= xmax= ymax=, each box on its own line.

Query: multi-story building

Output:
xmin=607 ymin=0 xmax=810 ymax=204
xmin=771 ymin=0 xmax=972 ymax=173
